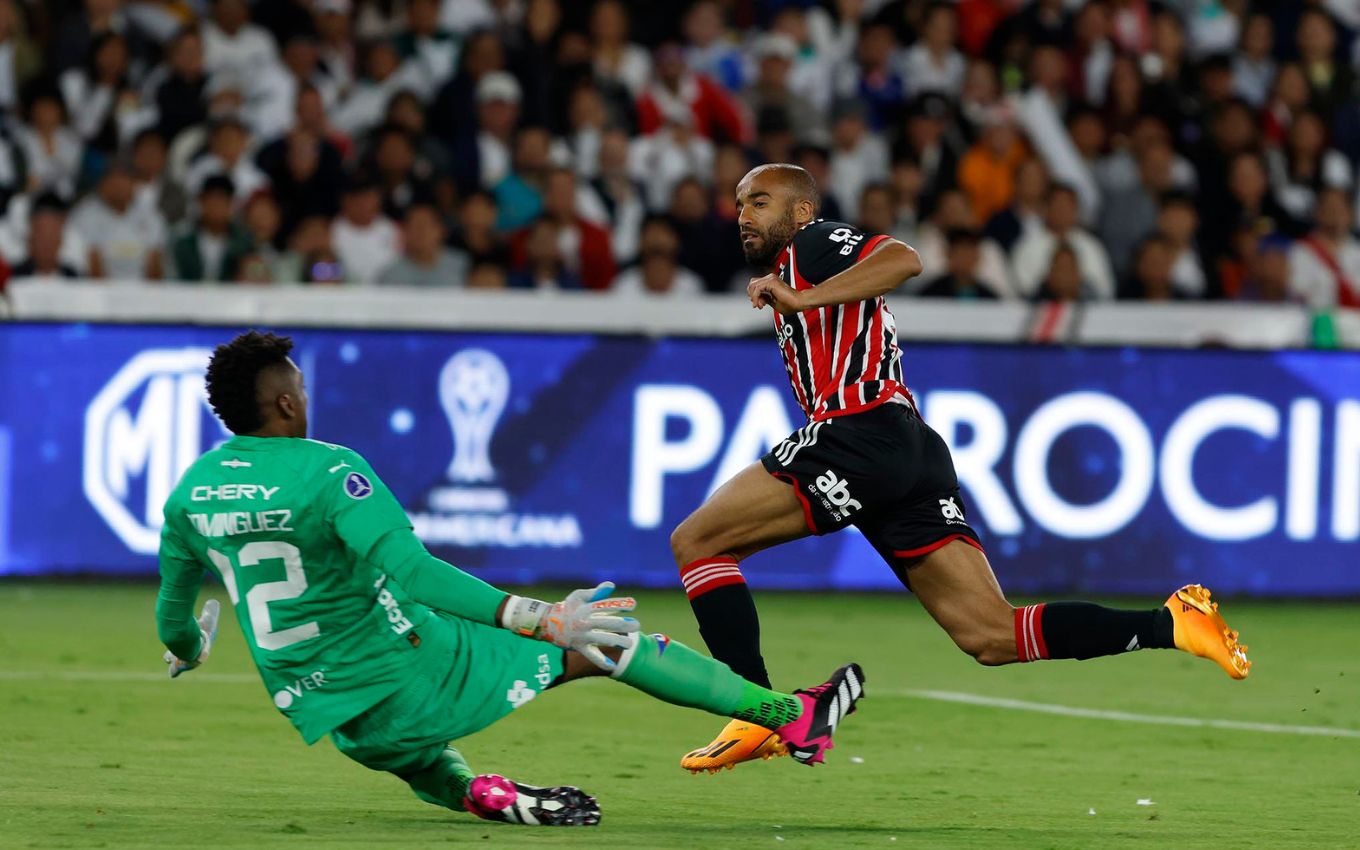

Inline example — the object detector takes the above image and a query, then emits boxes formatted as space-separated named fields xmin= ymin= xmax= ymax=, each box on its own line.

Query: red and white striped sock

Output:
xmin=1014 ymin=603 xmax=1050 ymax=662
xmin=679 ymin=557 xmax=746 ymax=600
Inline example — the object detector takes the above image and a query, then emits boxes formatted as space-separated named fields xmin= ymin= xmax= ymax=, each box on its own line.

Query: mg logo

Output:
xmin=83 ymin=348 xmax=227 ymax=554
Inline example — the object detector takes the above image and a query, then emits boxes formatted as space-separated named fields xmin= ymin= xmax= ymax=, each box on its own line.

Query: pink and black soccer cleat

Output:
xmin=774 ymin=663 xmax=866 ymax=766
xmin=463 ymin=774 xmax=600 ymax=826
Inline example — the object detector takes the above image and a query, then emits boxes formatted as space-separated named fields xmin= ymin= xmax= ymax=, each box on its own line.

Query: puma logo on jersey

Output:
xmin=814 ymin=470 xmax=862 ymax=517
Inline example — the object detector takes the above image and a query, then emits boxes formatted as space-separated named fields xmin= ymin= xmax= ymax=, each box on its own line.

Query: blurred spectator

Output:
xmin=743 ymin=35 xmax=805 ymax=144
xmin=393 ymin=0 xmax=458 ymax=98
xmin=668 ymin=175 xmax=742 ymax=292
xmin=466 ymin=262 xmax=508 ymax=289
xmin=168 ymin=175 xmax=253 ymax=282
xmin=857 ymin=183 xmax=897 ymax=241
xmin=203 ymin=0 xmax=281 ymax=84
xmin=612 ymin=215 xmax=704 ymax=296
xmin=1296 ymin=8 xmax=1350 ymax=118
xmin=1034 ymin=241 xmax=1087 ymax=302
xmin=639 ymin=41 xmax=747 ymax=146
xmin=581 ymin=127 xmax=646 ymax=263
xmin=683 ymin=0 xmax=744 ymax=92
xmin=58 ymin=31 xmax=132 ymax=156
xmin=903 ymin=3 xmax=965 ymax=100
xmin=287 ymin=214 xmax=339 ymax=283
xmin=69 ymin=161 xmax=165 ymax=280
xmin=313 ymin=0 xmax=356 ymax=95
xmin=918 ymin=228 xmax=998 ymax=300
xmin=331 ymin=40 xmax=421 ymax=138
xmin=839 ymin=23 xmax=905 ymax=132
xmin=495 ymin=124 xmax=553 ymax=231
xmin=1232 ymin=13 xmax=1275 ymax=108
xmin=474 ymin=70 xmax=522 ymax=189
xmin=828 ymin=100 xmax=890 ymax=223
xmin=896 ymin=94 xmax=959 ymax=218
xmin=16 ymin=88 xmax=78 ymax=201
xmin=563 ymin=85 xmax=607 ymax=181
xmin=129 ymin=129 xmax=187 ymax=224
xmin=1236 ymin=234 xmax=1293 ymax=303
xmin=590 ymin=0 xmax=650 ymax=98
xmin=185 ymin=116 xmax=268 ymax=203
xmin=791 ymin=144 xmax=842 ymax=222
xmin=957 ymin=105 xmax=1026 ymax=225
xmin=449 ymin=190 xmax=510 ymax=269
xmin=1202 ymin=151 xmax=1298 ymax=267
xmin=1012 ymin=183 xmax=1115 ymax=300
xmin=150 ymin=27 xmax=209 ymax=145
xmin=1263 ymin=62 xmax=1310 ymax=147
xmin=242 ymin=192 xmax=299 ymax=282
xmin=51 ymin=0 xmax=151 ymax=78
xmin=366 ymin=123 xmax=426 ymax=220
xmin=379 ymin=203 xmax=465 ymax=287
xmin=292 ymin=81 xmax=351 ymax=160
xmin=256 ymin=129 xmax=342 ymax=242
xmin=985 ymin=155 xmax=1047 ymax=255
xmin=957 ymin=58 xmax=1001 ymax=142
xmin=915 ymin=188 xmax=1013 ymax=297
xmin=12 ymin=193 xmax=78 ymax=277
xmin=1267 ymin=109 xmax=1352 ymax=223
xmin=508 ymin=217 xmax=582 ymax=290
xmin=510 ymin=167 xmax=615 ymax=291
xmin=631 ymin=116 xmax=715 ymax=211
xmin=1126 ymin=234 xmax=1177 ymax=301
xmin=887 ymin=156 xmax=924 ymax=244
xmin=1155 ymin=191 xmax=1209 ymax=299
xmin=331 ymin=174 xmax=398 ymax=284
xmin=1070 ymin=1 xmax=1114 ymax=106
xmin=1289 ymin=187 xmax=1360 ymax=309
xmin=1099 ymin=139 xmax=1176 ymax=278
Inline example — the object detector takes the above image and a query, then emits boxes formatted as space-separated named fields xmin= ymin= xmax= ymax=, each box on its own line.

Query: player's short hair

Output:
xmin=748 ymin=163 xmax=821 ymax=214
xmin=205 ymin=331 xmax=295 ymax=434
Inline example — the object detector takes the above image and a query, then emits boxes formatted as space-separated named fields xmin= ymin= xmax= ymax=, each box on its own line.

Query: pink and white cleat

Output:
xmin=773 ymin=663 xmax=866 ymax=766
xmin=463 ymin=774 xmax=600 ymax=826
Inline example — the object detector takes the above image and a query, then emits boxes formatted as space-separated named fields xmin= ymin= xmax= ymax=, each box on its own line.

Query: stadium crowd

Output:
xmin=1 ymin=0 xmax=1358 ymax=306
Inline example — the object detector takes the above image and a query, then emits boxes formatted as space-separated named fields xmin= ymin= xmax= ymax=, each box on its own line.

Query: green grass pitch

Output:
xmin=1 ymin=583 xmax=1356 ymax=849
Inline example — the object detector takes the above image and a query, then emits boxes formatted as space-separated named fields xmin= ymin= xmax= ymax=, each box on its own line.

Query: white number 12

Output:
xmin=208 ymin=541 xmax=321 ymax=651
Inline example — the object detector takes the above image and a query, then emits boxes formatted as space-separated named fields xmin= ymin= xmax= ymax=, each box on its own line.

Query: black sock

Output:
xmin=1016 ymin=602 xmax=1174 ymax=661
xmin=681 ymin=558 xmax=771 ymax=688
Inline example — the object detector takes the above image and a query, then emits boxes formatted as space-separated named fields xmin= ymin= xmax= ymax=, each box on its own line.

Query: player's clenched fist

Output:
xmin=748 ymin=273 xmax=807 ymax=315
xmin=500 ymin=583 xmax=640 ymax=670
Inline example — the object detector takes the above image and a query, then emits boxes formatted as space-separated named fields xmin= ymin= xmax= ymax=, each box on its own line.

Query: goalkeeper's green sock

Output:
xmin=612 ymin=633 xmax=803 ymax=728
xmin=405 ymin=745 xmax=476 ymax=809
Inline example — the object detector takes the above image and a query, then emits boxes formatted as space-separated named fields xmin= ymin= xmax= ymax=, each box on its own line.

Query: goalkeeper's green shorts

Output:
xmin=330 ymin=612 xmax=565 ymax=775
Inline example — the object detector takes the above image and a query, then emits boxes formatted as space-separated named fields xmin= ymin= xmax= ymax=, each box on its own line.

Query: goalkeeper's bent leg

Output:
xmin=610 ymin=633 xmax=803 ymax=729
xmin=402 ymin=745 xmax=477 ymax=809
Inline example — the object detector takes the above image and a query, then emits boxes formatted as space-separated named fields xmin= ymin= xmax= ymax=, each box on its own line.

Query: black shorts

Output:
xmin=760 ymin=403 xmax=983 ymax=584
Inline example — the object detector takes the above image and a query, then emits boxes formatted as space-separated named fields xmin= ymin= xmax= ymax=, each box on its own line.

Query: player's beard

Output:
xmin=741 ymin=207 xmax=799 ymax=270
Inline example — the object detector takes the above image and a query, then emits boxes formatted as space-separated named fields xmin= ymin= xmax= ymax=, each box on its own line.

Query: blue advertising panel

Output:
xmin=1 ymin=322 xmax=1357 ymax=595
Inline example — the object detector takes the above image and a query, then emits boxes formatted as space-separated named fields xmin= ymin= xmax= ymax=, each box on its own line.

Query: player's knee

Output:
xmin=952 ymin=625 xmax=1016 ymax=666
xmin=669 ymin=520 xmax=707 ymax=566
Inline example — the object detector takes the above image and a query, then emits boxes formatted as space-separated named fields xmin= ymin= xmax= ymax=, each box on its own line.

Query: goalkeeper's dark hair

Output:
xmin=205 ymin=330 xmax=294 ymax=434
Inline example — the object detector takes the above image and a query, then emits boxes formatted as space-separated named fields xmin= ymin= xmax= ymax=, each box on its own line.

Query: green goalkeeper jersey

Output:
xmin=158 ymin=435 xmax=504 ymax=744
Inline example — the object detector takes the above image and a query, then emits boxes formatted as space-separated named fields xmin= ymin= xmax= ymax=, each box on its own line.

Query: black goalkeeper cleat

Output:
xmin=463 ymin=774 xmax=601 ymax=826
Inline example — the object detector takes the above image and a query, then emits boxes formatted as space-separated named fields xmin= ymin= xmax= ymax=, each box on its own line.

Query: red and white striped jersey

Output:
xmin=772 ymin=219 xmax=916 ymax=421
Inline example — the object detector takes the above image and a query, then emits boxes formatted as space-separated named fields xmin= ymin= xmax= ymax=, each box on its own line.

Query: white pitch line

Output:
xmin=0 ymin=670 xmax=258 ymax=684
xmin=886 ymin=688 xmax=1360 ymax=739
xmin=4 ymin=671 xmax=1357 ymax=740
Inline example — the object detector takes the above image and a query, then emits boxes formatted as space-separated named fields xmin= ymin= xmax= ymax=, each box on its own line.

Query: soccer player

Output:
xmin=157 ymin=331 xmax=865 ymax=827
xmin=674 ymin=164 xmax=1251 ymax=774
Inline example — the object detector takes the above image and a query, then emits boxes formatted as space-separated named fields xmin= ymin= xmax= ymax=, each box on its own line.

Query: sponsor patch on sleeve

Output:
xmin=344 ymin=471 xmax=374 ymax=500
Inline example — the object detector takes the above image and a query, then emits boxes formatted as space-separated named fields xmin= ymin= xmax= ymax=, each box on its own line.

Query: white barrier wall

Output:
xmin=2 ymin=278 xmax=1354 ymax=349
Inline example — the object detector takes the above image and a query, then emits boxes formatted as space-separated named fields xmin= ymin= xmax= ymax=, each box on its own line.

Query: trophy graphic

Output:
xmin=438 ymin=349 xmax=510 ymax=484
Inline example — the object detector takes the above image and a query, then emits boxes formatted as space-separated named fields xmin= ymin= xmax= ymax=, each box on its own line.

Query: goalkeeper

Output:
xmin=156 ymin=331 xmax=865 ymax=827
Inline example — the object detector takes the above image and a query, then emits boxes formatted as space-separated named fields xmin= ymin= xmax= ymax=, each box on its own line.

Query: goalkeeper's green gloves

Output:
xmin=164 ymin=599 xmax=221 ymax=679
xmin=500 ymin=582 xmax=639 ymax=670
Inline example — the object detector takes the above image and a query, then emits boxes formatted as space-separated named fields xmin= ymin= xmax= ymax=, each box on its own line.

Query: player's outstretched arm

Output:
xmin=371 ymin=528 xmax=639 ymax=667
xmin=748 ymin=238 xmax=923 ymax=314
xmin=156 ymin=521 xmax=219 ymax=677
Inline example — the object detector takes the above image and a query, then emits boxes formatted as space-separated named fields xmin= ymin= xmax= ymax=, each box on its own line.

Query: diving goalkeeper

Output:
xmin=156 ymin=330 xmax=865 ymax=827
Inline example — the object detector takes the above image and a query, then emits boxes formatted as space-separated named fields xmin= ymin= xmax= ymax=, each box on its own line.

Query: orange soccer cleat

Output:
xmin=680 ymin=719 xmax=788 ymax=775
xmin=1165 ymin=584 xmax=1251 ymax=679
